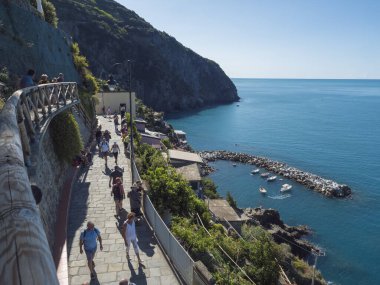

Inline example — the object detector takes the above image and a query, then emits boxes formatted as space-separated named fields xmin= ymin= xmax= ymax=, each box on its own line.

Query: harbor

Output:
xmin=199 ymin=150 xmax=352 ymax=198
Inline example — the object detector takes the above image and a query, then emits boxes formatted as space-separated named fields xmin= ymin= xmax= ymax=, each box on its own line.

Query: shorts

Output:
xmin=101 ymin=151 xmax=108 ymax=157
xmin=85 ymin=248 xmax=97 ymax=261
xmin=114 ymin=197 xmax=123 ymax=202
xmin=113 ymin=152 xmax=118 ymax=160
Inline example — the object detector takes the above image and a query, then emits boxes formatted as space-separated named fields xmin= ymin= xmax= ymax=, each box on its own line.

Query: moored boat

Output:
xmin=251 ymin=169 xmax=260 ymax=174
xmin=259 ymin=186 xmax=267 ymax=194
xmin=280 ymin=184 xmax=293 ymax=192
xmin=260 ymin=172 xmax=270 ymax=178
xmin=267 ymin=175 xmax=277 ymax=182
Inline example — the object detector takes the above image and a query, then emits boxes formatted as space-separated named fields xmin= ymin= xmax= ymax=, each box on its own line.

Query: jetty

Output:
xmin=199 ymin=150 xmax=352 ymax=198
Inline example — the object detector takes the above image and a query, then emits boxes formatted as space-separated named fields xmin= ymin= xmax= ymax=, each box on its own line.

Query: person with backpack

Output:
xmin=111 ymin=177 xmax=125 ymax=217
xmin=99 ymin=137 xmax=110 ymax=165
xmin=79 ymin=221 xmax=103 ymax=280
xmin=109 ymin=166 xmax=123 ymax=188
xmin=111 ymin=141 xmax=120 ymax=165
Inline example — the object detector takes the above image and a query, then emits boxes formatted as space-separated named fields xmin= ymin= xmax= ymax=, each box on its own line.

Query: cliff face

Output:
xmin=51 ymin=0 xmax=239 ymax=112
xmin=0 ymin=0 xmax=80 ymax=83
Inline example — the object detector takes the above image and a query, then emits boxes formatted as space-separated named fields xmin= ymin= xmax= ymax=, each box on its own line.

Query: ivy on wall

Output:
xmin=50 ymin=111 xmax=83 ymax=162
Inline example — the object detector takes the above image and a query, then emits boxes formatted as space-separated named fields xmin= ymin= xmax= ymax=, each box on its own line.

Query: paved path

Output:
xmin=67 ymin=116 xmax=180 ymax=285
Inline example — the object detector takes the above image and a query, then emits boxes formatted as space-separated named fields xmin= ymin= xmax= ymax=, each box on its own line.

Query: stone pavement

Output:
xmin=67 ymin=115 xmax=180 ymax=285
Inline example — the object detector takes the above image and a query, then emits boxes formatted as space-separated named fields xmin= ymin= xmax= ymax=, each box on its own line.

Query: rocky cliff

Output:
xmin=51 ymin=0 xmax=239 ymax=112
xmin=0 ymin=0 xmax=80 ymax=84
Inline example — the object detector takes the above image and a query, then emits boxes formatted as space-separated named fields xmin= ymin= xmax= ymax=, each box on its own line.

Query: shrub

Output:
xmin=50 ymin=111 xmax=83 ymax=162
xmin=226 ymin=191 xmax=237 ymax=208
xmin=30 ymin=0 xmax=58 ymax=27
xmin=201 ymin=178 xmax=219 ymax=199
xmin=161 ymin=138 xmax=172 ymax=149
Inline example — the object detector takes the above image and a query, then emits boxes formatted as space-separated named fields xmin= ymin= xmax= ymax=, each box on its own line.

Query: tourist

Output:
xmin=99 ymin=137 xmax=110 ymax=165
xmin=122 ymin=133 xmax=129 ymax=155
xmin=95 ymin=126 xmax=102 ymax=148
xmin=103 ymin=129 xmax=111 ymax=142
xmin=127 ymin=184 xmax=142 ymax=218
xmin=38 ymin=74 xmax=49 ymax=84
xmin=20 ymin=69 xmax=36 ymax=88
xmin=113 ymin=114 xmax=119 ymax=132
xmin=51 ymin=77 xmax=57 ymax=83
xmin=109 ymin=166 xmax=124 ymax=188
xmin=122 ymin=212 xmax=143 ymax=263
xmin=111 ymin=177 xmax=125 ymax=217
xmin=79 ymin=221 xmax=103 ymax=280
xmin=57 ymin=73 xmax=64 ymax=82
xmin=120 ymin=105 xmax=126 ymax=119
xmin=111 ymin=141 xmax=120 ymax=165
xmin=107 ymin=106 xmax=111 ymax=118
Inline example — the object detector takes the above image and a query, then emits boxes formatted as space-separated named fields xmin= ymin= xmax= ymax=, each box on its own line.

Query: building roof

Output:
xmin=135 ymin=119 xmax=147 ymax=124
xmin=207 ymin=199 xmax=243 ymax=222
xmin=168 ymin=149 xmax=203 ymax=164
xmin=174 ymin=163 xmax=201 ymax=182
xmin=141 ymin=133 xmax=161 ymax=140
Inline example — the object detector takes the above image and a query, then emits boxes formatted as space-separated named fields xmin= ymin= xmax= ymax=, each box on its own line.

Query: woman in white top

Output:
xmin=122 ymin=212 xmax=142 ymax=263
xmin=111 ymin=142 xmax=120 ymax=165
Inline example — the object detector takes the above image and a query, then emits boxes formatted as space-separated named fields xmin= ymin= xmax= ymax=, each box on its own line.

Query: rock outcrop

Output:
xmin=51 ymin=0 xmax=239 ymax=112
xmin=244 ymin=207 xmax=318 ymax=259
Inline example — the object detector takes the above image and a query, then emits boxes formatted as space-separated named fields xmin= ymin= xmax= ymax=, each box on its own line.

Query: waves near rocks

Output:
xmin=199 ymin=150 xmax=352 ymax=198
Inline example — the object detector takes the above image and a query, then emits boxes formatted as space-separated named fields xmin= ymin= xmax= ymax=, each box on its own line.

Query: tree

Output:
xmin=226 ymin=191 xmax=237 ymax=208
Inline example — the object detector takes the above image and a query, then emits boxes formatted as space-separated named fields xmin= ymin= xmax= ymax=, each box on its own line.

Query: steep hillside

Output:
xmin=51 ymin=0 xmax=239 ymax=112
xmin=0 ymin=0 xmax=80 ymax=84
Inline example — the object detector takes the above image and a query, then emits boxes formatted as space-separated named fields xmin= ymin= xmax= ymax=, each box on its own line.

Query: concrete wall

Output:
xmin=35 ymin=111 xmax=91 ymax=252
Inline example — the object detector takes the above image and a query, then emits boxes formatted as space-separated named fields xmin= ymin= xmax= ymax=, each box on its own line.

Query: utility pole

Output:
xmin=311 ymin=249 xmax=326 ymax=285
xmin=128 ymin=60 xmax=135 ymax=183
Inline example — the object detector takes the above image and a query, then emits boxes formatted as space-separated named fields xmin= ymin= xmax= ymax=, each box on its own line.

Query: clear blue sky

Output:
xmin=117 ymin=0 xmax=380 ymax=79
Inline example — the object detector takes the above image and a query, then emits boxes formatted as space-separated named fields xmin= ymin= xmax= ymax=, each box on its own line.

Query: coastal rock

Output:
xmin=244 ymin=207 xmax=316 ymax=259
xmin=200 ymin=150 xmax=352 ymax=198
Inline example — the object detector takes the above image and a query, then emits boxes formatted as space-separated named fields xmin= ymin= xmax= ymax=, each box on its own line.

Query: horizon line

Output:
xmin=230 ymin=77 xmax=380 ymax=80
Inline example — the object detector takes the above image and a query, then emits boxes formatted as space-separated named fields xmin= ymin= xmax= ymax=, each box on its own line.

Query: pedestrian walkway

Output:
xmin=67 ymin=116 xmax=180 ymax=285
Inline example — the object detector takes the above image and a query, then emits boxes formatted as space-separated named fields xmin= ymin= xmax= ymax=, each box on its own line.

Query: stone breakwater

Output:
xmin=199 ymin=150 xmax=352 ymax=198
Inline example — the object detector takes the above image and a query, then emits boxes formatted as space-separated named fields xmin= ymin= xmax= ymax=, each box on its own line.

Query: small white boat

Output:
xmin=259 ymin=186 xmax=267 ymax=194
xmin=232 ymin=163 xmax=237 ymax=167
xmin=267 ymin=176 xmax=277 ymax=182
xmin=260 ymin=172 xmax=270 ymax=178
xmin=251 ymin=169 xmax=260 ymax=174
xmin=280 ymin=184 xmax=293 ymax=192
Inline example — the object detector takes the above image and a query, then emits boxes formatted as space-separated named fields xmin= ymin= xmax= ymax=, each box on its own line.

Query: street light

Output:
xmin=128 ymin=60 xmax=135 ymax=183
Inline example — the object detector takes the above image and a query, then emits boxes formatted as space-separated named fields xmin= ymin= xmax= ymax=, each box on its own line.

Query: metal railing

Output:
xmin=131 ymin=160 xmax=205 ymax=285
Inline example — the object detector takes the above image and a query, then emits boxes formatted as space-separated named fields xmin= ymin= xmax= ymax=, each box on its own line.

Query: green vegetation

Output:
xmin=226 ymin=191 xmax=238 ymax=208
xmin=201 ymin=178 xmax=220 ymax=199
xmin=161 ymin=138 xmax=172 ymax=149
xmin=71 ymin=42 xmax=99 ymax=117
xmin=30 ymin=0 xmax=59 ymax=28
xmin=50 ymin=111 xmax=83 ymax=162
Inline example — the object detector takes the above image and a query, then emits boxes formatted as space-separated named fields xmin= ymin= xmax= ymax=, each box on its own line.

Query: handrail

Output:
xmin=0 ymin=86 xmax=63 ymax=284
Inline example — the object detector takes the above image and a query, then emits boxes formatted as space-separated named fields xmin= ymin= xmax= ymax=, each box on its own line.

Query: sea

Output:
xmin=166 ymin=78 xmax=380 ymax=285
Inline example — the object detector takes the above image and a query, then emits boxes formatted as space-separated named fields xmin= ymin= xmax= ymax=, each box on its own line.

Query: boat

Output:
xmin=259 ymin=186 xmax=267 ymax=194
xmin=260 ymin=172 xmax=270 ymax=178
xmin=251 ymin=169 xmax=260 ymax=174
xmin=267 ymin=176 xmax=277 ymax=182
xmin=280 ymin=184 xmax=293 ymax=192
xmin=232 ymin=163 xmax=237 ymax=167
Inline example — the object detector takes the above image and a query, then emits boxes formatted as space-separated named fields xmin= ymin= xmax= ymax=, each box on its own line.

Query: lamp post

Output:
xmin=128 ymin=60 xmax=135 ymax=183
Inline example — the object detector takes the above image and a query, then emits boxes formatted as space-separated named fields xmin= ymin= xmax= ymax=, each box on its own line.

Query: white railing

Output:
xmin=131 ymin=160 xmax=205 ymax=285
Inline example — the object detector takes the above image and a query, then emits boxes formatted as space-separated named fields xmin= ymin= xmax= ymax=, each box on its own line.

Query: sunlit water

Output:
xmin=167 ymin=79 xmax=380 ymax=285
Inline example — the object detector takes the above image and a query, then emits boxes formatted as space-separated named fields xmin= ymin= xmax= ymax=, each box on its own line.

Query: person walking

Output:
xmin=113 ymin=114 xmax=119 ymax=132
xmin=111 ymin=177 xmax=125 ymax=217
xmin=79 ymin=221 xmax=103 ymax=280
xmin=95 ymin=126 xmax=102 ymax=148
xmin=103 ymin=129 xmax=111 ymax=143
xmin=111 ymin=141 xmax=120 ymax=165
xmin=109 ymin=166 xmax=124 ymax=188
xmin=99 ymin=137 xmax=110 ymax=165
xmin=127 ymin=184 xmax=142 ymax=218
xmin=122 ymin=212 xmax=143 ymax=263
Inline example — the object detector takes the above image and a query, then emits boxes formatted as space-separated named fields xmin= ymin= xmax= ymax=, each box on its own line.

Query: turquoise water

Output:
xmin=167 ymin=79 xmax=380 ymax=285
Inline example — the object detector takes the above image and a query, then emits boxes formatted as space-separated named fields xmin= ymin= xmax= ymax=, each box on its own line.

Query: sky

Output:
xmin=116 ymin=0 xmax=380 ymax=79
